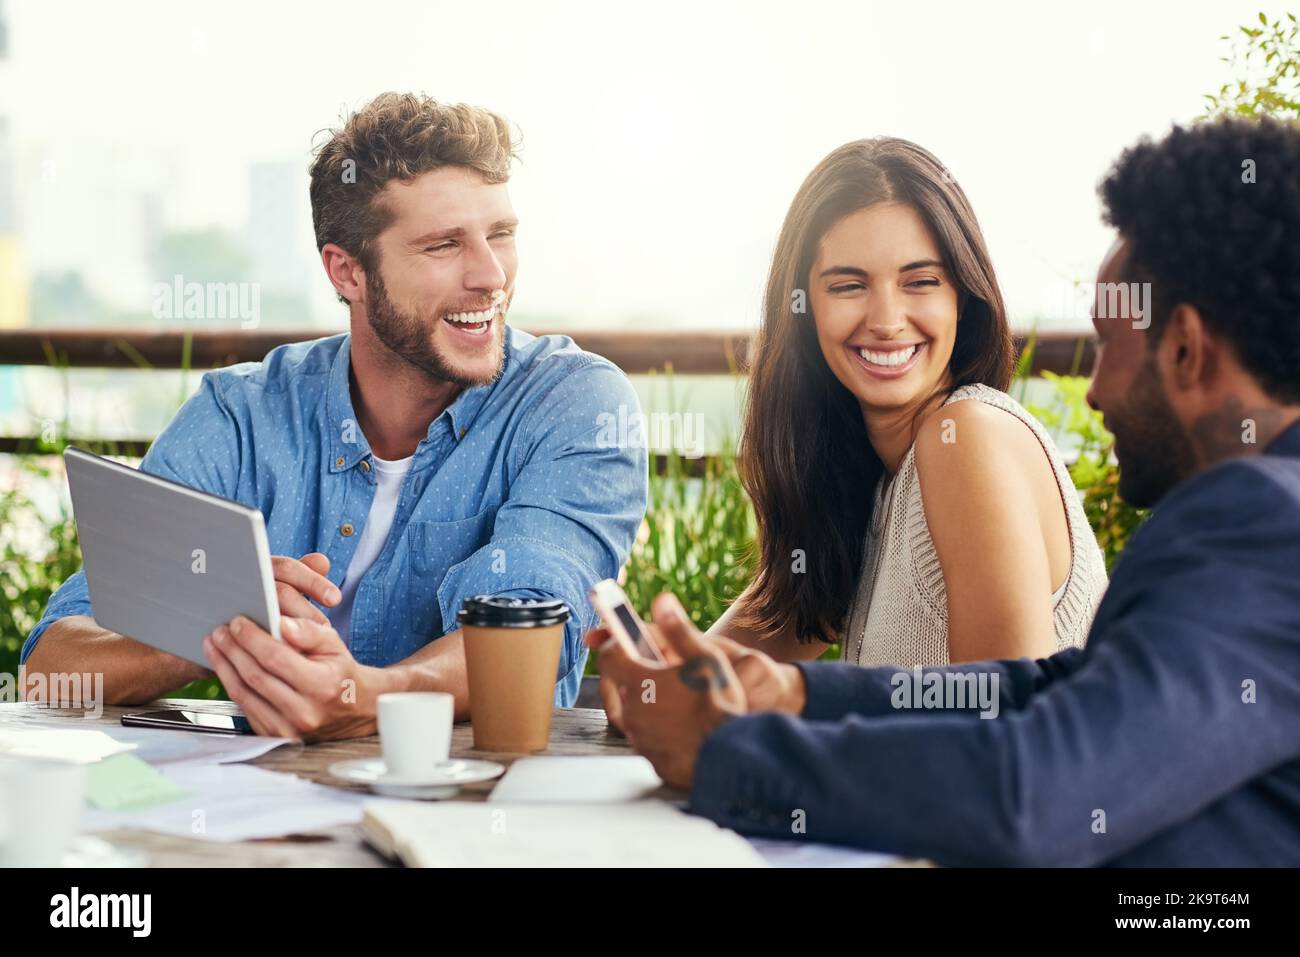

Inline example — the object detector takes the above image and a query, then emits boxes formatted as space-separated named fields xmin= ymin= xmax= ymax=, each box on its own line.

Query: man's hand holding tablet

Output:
xmin=26 ymin=550 xmax=354 ymax=721
xmin=201 ymin=550 xmax=396 ymax=742
xmin=266 ymin=552 xmax=342 ymax=625
xmin=201 ymin=594 xmax=395 ymax=743
xmin=35 ymin=450 xmax=403 ymax=740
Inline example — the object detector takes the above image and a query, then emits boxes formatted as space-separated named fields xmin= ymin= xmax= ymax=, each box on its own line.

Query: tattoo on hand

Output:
xmin=680 ymin=656 xmax=728 ymax=692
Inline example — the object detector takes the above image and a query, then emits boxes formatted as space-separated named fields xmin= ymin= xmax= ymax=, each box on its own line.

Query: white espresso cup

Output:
xmin=377 ymin=692 xmax=454 ymax=778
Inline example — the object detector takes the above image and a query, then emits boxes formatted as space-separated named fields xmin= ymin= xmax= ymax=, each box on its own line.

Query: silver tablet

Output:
xmin=64 ymin=447 xmax=281 ymax=667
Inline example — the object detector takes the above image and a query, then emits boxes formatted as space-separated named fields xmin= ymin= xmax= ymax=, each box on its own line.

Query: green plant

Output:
xmin=0 ymin=456 xmax=83 ymax=680
xmin=609 ymin=371 xmax=847 ymax=668
xmin=1205 ymin=12 xmax=1300 ymax=120
xmin=622 ymin=447 xmax=756 ymax=632
xmin=619 ymin=372 xmax=756 ymax=632
xmin=1026 ymin=372 xmax=1148 ymax=570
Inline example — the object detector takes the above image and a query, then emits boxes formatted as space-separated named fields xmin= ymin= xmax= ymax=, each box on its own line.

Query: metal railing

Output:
xmin=0 ymin=326 xmax=1095 ymax=457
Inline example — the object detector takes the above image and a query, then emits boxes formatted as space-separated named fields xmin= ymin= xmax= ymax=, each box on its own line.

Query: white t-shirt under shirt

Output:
xmin=325 ymin=452 xmax=414 ymax=643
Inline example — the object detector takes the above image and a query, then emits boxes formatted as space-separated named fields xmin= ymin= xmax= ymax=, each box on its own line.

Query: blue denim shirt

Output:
xmin=23 ymin=327 xmax=649 ymax=706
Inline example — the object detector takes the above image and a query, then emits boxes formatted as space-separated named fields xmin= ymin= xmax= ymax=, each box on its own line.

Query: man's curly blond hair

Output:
xmin=309 ymin=93 xmax=517 ymax=301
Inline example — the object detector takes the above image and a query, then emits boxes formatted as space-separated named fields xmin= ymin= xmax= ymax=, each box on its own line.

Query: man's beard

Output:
xmin=1109 ymin=355 xmax=1198 ymax=509
xmin=364 ymin=267 xmax=505 ymax=388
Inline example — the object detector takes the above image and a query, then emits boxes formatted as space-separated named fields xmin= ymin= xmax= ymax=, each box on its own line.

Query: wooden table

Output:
xmin=1 ymin=698 xmax=659 ymax=867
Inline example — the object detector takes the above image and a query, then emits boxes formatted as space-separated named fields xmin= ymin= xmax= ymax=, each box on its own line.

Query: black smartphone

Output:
xmin=121 ymin=709 xmax=255 ymax=735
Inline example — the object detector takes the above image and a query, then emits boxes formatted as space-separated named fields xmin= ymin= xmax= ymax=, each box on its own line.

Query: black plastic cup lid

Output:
xmin=457 ymin=595 xmax=571 ymax=628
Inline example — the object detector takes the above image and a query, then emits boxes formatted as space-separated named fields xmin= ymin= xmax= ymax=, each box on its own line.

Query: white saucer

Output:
xmin=328 ymin=758 xmax=505 ymax=799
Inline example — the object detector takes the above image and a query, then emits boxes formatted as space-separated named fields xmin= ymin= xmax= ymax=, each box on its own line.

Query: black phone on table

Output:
xmin=121 ymin=709 xmax=255 ymax=735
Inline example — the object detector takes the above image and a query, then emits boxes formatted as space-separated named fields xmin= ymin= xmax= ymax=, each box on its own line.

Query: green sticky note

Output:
xmin=87 ymin=753 xmax=190 ymax=810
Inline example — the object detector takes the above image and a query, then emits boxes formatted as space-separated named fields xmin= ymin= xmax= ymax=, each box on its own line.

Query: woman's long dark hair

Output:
xmin=736 ymin=138 xmax=1014 ymax=644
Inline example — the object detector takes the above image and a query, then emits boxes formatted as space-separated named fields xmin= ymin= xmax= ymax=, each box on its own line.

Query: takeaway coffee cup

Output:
xmin=458 ymin=595 xmax=571 ymax=752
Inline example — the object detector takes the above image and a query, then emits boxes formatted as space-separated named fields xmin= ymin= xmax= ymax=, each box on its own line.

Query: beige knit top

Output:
xmin=841 ymin=383 xmax=1108 ymax=668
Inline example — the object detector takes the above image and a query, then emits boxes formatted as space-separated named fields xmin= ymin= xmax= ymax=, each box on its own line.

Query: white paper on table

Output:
xmin=484 ymin=759 xmax=903 ymax=867
xmin=362 ymin=799 xmax=766 ymax=867
xmin=0 ymin=712 xmax=289 ymax=764
xmin=0 ymin=727 xmax=137 ymax=764
xmin=102 ymin=725 xmax=294 ymax=767
xmin=489 ymin=756 xmax=664 ymax=803
xmin=81 ymin=764 xmax=364 ymax=842
xmin=746 ymin=836 xmax=904 ymax=867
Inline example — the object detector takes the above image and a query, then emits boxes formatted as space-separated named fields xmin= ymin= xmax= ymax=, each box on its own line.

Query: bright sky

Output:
xmin=3 ymin=0 xmax=1276 ymax=329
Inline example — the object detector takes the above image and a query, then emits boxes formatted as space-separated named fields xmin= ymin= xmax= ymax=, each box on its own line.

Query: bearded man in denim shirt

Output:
xmin=23 ymin=93 xmax=648 ymax=741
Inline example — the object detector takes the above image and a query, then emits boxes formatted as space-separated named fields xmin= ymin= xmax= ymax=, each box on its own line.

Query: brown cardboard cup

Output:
xmin=459 ymin=596 xmax=571 ymax=752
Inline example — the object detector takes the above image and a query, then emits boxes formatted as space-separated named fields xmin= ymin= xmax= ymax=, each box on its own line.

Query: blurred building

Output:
xmin=0 ymin=0 xmax=31 ymax=330
xmin=248 ymin=161 xmax=310 ymax=297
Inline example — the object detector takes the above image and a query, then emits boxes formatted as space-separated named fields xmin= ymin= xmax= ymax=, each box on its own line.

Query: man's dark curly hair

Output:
xmin=1099 ymin=116 xmax=1300 ymax=404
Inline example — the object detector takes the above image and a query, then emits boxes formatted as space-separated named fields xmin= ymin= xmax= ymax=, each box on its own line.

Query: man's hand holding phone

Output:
xmin=585 ymin=582 xmax=806 ymax=734
xmin=586 ymin=590 xmax=747 ymax=789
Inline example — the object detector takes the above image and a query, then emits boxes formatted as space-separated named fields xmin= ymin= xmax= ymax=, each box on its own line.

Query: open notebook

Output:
xmin=361 ymin=799 xmax=767 ymax=867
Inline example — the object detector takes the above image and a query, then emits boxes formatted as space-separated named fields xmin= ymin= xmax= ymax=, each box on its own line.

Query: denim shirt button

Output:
xmin=340 ymin=522 xmax=355 ymax=537
xmin=335 ymin=456 xmax=345 ymax=468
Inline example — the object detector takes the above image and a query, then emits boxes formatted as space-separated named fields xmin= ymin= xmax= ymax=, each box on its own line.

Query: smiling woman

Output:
xmin=712 ymin=137 xmax=1107 ymax=669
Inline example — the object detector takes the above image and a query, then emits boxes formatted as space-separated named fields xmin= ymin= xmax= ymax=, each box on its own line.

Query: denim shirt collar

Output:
xmin=325 ymin=332 xmax=513 ymax=473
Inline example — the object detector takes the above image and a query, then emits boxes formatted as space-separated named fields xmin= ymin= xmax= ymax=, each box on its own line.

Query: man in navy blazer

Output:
xmin=593 ymin=116 xmax=1300 ymax=866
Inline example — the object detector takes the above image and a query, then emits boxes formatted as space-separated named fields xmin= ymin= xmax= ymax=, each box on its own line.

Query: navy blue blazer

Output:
xmin=690 ymin=422 xmax=1300 ymax=866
